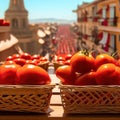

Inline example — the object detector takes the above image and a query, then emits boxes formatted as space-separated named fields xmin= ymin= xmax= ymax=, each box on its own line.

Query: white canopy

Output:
xmin=38 ymin=38 xmax=45 ymax=44
xmin=99 ymin=32 xmax=108 ymax=47
xmin=0 ymin=34 xmax=18 ymax=52
xmin=44 ymin=30 xmax=51 ymax=35
xmin=37 ymin=29 xmax=46 ymax=38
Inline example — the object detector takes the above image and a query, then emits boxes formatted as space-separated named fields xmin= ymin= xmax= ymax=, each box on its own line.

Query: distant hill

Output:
xmin=30 ymin=18 xmax=76 ymax=24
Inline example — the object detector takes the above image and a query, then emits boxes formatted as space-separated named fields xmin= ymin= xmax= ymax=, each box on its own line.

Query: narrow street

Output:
xmin=55 ymin=24 xmax=77 ymax=55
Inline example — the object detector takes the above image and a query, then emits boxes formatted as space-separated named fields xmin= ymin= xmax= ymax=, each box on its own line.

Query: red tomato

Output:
xmin=95 ymin=54 xmax=116 ymax=70
xmin=4 ymin=60 xmax=16 ymax=65
xmin=95 ymin=63 xmax=120 ymax=85
xmin=12 ymin=54 xmax=21 ymax=59
xmin=40 ymin=57 xmax=48 ymax=61
xmin=16 ymin=64 xmax=51 ymax=85
xmin=31 ymin=54 xmax=41 ymax=60
xmin=0 ymin=64 xmax=21 ymax=84
xmin=56 ymin=60 xmax=64 ymax=65
xmin=3 ymin=20 xmax=10 ymax=26
xmin=13 ymin=58 xmax=26 ymax=66
xmin=116 ymin=59 xmax=120 ymax=67
xmin=75 ymin=72 xmax=97 ymax=85
xmin=6 ymin=56 xmax=13 ymax=61
xmin=32 ymin=59 xmax=40 ymax=64
xmin=56 ymin=65 xmax=76 ymax=85
xmin=70 ymin=51 xmax=95 ymax=74
xmin=65 ymin=54 xmax=72 ymax=60
xmin=21 ymin=53 xmax=32 ymax=60
xmin=26 ymin=60 xmax=38 ymax=66
xmin=57 ymin=56 xmax=65 ymax=62
xmin=64 ymin=59 xmax=70 ymax=65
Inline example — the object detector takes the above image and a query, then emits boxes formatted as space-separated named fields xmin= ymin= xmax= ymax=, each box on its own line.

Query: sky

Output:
xmin=0 ymin=0 xmax=94 ymax=20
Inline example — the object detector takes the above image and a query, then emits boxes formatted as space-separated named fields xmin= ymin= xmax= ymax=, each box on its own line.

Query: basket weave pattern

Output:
xmin=38 ymin=61 xmax=49 ymax=71
xmin=60 ymin=85 xmax=120 ymax=114
xmin=53 ymin=62 xmax=64 ymax=71
xmin=0 ymin=85 xmax=54 ymax=113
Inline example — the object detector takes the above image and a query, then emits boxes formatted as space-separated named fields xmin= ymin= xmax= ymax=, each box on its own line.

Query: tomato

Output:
xmin=116 ymin=59 xmax=120 ymax=67
xmin=12 ymin=54 xmax=21 ymax=59
xmin=40 ymin=57 xmax=48 ymax=61
xmin=26 ymin=60 xmax=38 ymax=66
xmin=0 ymin=64 xmax=21 ymax=84
xmin=95 ymin=63 xmax=120 ymax=85
xmin=70 ymin=51 xmax=95 ymax=74
xmin=64 ymin=59 xmax=70 ymax=65
xmin=55 ymin=65 xmax=76 ymax=85
xmin=75 ymin=71 xmax=97 ymax=85
xmin=32 ymin=59 xmax=40 ymax=64
xmin=57 ymin=56 xmax=65 ymax=62
xmin=13 ymin=58 xmax=26 ymax=66
xmin=21 ymin=53 xmax=32 ymax=60
xmin=65 ymin=54 xmax=72 ymax=60
xmin=31 ymin=54 xmax=41 ymax=60
xmin=94 ymin=54 xmax=116 ymax=70
xmin=3 ymin=20 xmax=10 ymax=26
xmin=6 ymin=56 xmax=13 ymax=61
xmin=16 ymin=64 xmax=51 ymax=85
xmin=4 ymin=60 xmax=16 ymax=65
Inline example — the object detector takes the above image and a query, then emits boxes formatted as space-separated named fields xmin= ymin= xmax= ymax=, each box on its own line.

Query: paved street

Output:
xmin=55 ymin=25 xmax=77 ymax=55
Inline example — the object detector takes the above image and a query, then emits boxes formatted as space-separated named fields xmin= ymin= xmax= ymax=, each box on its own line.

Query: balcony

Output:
xmin=98 ymin=25 xmax=120 ymax=33
xmin=98 ymin=17 xmax=118 ymax=27
xmin=107 ymin=18 xmax=117 ymax=26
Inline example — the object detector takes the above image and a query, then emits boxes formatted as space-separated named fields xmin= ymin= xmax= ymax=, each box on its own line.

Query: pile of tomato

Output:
xmin=0 ymin=19 xmax=10 ymax=26
xmin=56 ymin=51 xmax=120 ymax=85
xmin=0 ymin=53 xmax=51 ymax=85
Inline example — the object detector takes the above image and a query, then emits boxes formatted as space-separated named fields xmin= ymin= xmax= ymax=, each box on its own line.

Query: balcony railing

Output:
xmin=107 ymin=18 xmax=118 ymax=26
xmin=98 ymin=17 xmax=118 ymax=26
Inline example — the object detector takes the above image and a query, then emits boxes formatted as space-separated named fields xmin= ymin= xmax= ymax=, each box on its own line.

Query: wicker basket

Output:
xmin=0 ymin=85 xmax=54 ymax=113
xmin=59 ymin=85 xmax=120 ymax=114
xmin=38 ymin=61 xmax=49 ymax=71
xmin=53 ymin=62 xmax=64 ymax=71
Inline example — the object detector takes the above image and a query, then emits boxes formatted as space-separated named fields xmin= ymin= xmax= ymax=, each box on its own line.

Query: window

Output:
xmin=109 ymin=35 xmax=116 ymax=52
xmin=102 ymin=7 xmax=106 ymax=18
xmin=92 ymin=6 xmax=97 ymax=18
xmin=119 ymin=0 xmax=120 ymax=10
xmin=12 ymin=18 xmax=18 ymax=28
xmin=109 ymin=5 xmax=116 ymax=26
xmin=22 ymin=19 xmax=26 ymax=28
xmin=110 ymin=6 xmax=115 ymax=18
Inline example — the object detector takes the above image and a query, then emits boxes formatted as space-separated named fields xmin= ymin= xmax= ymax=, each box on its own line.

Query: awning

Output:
xmin=99 ymin=32 xmax=111 ymax=52
xmin=99 ymin=32 xmax=108 ymax=46
xmin=37 ymin=29 xmax=46 ymax=38
xmin=104 ymin=33 xmax=110 ymax=51
xmin=0 ymin=34 xmax=18 ymax=52
xmin=38 ymin=38 xmax=45 ymax=44
xmin=44 ymin=30 xmax=51 ymax=35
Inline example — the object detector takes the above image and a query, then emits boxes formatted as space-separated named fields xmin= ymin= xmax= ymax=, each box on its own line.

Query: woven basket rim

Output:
xmin=38 ymin=61 xmax=49 ymax=65
xmin=0 ymin=84 xmax=55 ymax=89
xmin=59 ymin=84 xmax=120 ymax=88
xmin=53 ymin=62 xmax=64 ymax=65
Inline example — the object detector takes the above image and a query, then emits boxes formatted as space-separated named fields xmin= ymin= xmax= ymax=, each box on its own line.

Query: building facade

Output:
xmin=75 ymin=0 xmax=120 ymax=54
xmin=5 ymin=0 xmax=40 ymax=54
